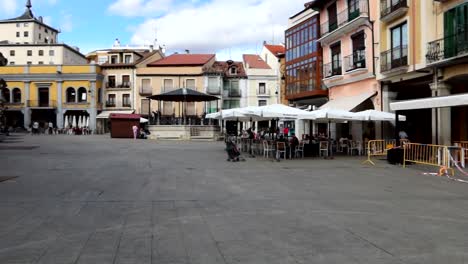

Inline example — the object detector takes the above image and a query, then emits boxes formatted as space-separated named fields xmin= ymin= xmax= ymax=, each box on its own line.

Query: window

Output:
xmin=163 ymin=79 xmax=173 ymax=92
xmin=39 ymin=50 xmax=44 ymax=56
xmin=38 ymin=61 xmax=44 ymax=65
xmin=122 ymin=75 xmax=130 ymax=88
xmin=124 ymin=55 xmax=132 ymax=64
xmin=110 ymin=55 xmax=118 ymax=64
xmin=49 ymin=50 xmax=54 ymax=56
xmin=230 ymin=66 xmax=238 ymax=75
xmin=98 ymin=56 xmax=107 ymax=64
xmin=45 ymin=28 xmax=48 ymax=33
xmin=10 ymin=50 xmax=15 ymax=56
xmin=107 ymin=94 xmax=116 ymax=106
xmin=107 ymin=76 xmax=116 ymax=88
xmin=3 ymin=88 xmax=10 ymax=103
xmin=258 ymin=100 xmax=267 ymax=106
xmin=141 ymin=79 xmax=151 ymax=94
xmin=222 ymin=100 xmax=240 ymax=109
xmin=163 ymin=102 xmax=174 ymax=115
xmin=348 ymin=0 xmax=360 ymax=21
xmin=24 ymin=23 xmax=28 ymax=27
xmin=327 ymin=3 xmax=338 ymax=31
xmin=351 ymin=32 xmax=366 ymax=69
xmin=331 ymin=42 xmax=342 ymax=75
xmin=12 ymin=88 xmax=21 ymax=103
xmin=24 ymin=31 xmax=29 ymax=37
xmin=443 ymin=3 xmax=468 ymax=58
xmin=186 ymin=79 xmax=195 ymax=89
xmin=122 ymin=94 xmax=131 ymax=107
xmin=9 ymin=62 xmax=15 ymax=65
xmin=258 ymin=83 xmax=266 ymax=94
xmin=66 ymin=88 xmax=76 ymax=103
xmin=186 ymin=102 xmax=196 ymax=115
xmin=16 ymin=23 xmax=20 ymax=27
xmin=77 ymin=87 xmax=87 ymax=102
xmin=391 ymin=22 xmax=408 ymax=66
xmin=141 ymin=99 xmax=150 ymax=115
xmin=16 ymin=32 xmax=20 ymax=37
xmin=39 ymin=33 xmax=41 ymax=40
xmin=27 ymin=61 xmax=32 ymax=65
xmin=207 ymin=77 xmax=219 ymax=94
xmin=27 ymin=50 xmax=32 ymax=56
xmin=97 ymin=88 xmax=102 ymax=103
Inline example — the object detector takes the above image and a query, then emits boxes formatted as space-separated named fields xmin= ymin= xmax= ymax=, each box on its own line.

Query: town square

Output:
xmin=1 ymin=0 xmax=468 ymax=263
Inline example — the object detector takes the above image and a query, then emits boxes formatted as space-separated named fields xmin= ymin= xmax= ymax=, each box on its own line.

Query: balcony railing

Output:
xmin=106 ymin=101 xmax=116 ymax=107
xmin=257 ymin=88 xmax=270 ymax=96
xmin=426 ymin=29 xmax=468 ymax=64
xmin=323 ymin=61 xmax=342 ymax=78
xmin=344 ymin=49 xmax=366 ymax=72
xmin=122 ymin=103 xmax=132 ymax=108
xmin=140 ymin=86 xmax=152 ymax=95
xmin=106 ymin=82 xmax=131 ymax=88
xmin=207 ymin=86 xmax=221 ymax=95
xmin=223 ymin=89 xmax=241 ymax=97
xmin=380 ymin=0 xmax=408 ymax=20
xmin=106 ymin=82 xmax=116 ymax=88
xmin=320 ymin=0 xmax=368 ymax=36
xmin=380 ymin=45 xmax=408 ymax=72
xmin=27 ymin=100 xmax=57 ymax=108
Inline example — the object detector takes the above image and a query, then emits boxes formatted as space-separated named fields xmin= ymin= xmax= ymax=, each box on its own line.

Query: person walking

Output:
xmin=48 ymin=121 xmax=53 ymax=135
xmin=32 ymin=121 xmax=39 ymax=135
xmin=132 ymin=125 xmax=138 ymax=140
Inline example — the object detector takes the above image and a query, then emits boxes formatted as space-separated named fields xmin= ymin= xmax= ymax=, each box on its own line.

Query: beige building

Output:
xmin=243 ymin=54 xmax=278 ymax=107
xmin=0 ymin=0 xmax=86 ymax=66
xmin=135 ymin=54 xmax=216 ymax=123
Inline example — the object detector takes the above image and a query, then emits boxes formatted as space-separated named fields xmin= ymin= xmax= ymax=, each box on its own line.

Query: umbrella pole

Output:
xmin=327 ymin=120 xmax=334 ymax=159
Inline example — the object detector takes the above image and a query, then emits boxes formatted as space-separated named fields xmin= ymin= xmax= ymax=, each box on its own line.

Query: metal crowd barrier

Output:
xmin=362 ymin=139 xmax=396 ymax=165
xmin=403 ymin=143 xmax=448 ymax=169
xmin=454 ymin=141 xmax=468 ymax=163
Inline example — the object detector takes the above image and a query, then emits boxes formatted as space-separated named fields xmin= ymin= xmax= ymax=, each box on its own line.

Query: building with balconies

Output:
xmin=310 ymin=0 xmax=381 ymax=141
xmin=135 ymin=53 xmax=216 ymax=124
xmin=243 ymin=54 xmax=278 ymax=108
xmin=285 ymin=3 xmax=327 ymax=109
xmin=0 ymin=64 xmax=103 ymax=131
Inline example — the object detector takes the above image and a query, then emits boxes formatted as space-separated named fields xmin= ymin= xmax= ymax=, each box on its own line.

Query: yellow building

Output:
xmin=378 ymin=0 xmax=468 ymax=144
xmin=0 ymin=64 xmax=103 ymax=130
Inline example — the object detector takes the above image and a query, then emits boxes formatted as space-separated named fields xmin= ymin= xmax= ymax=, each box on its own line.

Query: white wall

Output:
xmin=0 ymin=45 xmax=86 ymax=65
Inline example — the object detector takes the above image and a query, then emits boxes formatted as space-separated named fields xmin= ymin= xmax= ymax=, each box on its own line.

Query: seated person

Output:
xmin=290 ymin=133 xmax=300 ymax=149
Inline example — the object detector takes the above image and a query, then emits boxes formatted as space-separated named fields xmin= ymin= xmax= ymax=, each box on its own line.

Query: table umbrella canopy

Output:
xmin=309 ymin=108 xmax=362 ymax=121
xmin=244 ymin=104 xmax=316 ymax=120
xmin=354 ymin=110 xmax=406 ymax=121
xmin=147 ymin=88 xmax=219 ymax=102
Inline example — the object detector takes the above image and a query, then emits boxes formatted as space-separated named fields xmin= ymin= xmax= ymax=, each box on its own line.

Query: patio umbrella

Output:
xmin=72 ymin=116 xmax=76 ymax=128
xmin=354 ymin=110 xmax=406 ymax=121
xmin=85 ymin=116 xmax=89 ymax=127
xmin=205 ymin=112 xmax=221 ymax=119
xmin=140 ymin=117 xmax=149 ymax=123
xmin=245 ymin=104 xmax=316 ymax=120
xmin=64 ymin=115 xmax=68 ymax=128
xmin=78 ymin=116 xmax=83 ymax=128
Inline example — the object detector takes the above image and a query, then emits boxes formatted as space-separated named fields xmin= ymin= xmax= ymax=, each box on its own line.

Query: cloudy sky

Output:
xmin=0 ymin=0 xmax=306 ymax=60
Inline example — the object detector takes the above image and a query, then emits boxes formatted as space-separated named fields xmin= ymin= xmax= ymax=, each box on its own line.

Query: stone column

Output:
xmin=430 ymin=81 xmax=451 ymax=145
xmin=23 ymin=81 xmax=31 ymax=128
xmin=56 ymin=81 xmax=63 ymax=128
xmin=88 ymin=81 xmax=97 ymax=131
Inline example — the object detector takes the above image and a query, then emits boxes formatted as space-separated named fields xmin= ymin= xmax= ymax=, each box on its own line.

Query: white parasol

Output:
xmin=64 ymin=115 xmax=68 ymax=128
xmin=72 ymin=116 xmax=77 ymax=128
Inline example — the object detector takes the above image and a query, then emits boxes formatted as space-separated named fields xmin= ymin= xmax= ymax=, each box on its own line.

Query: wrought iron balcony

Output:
xmin=380 ymin=0 xmax=408 ymax=23
xmin=380 ymin=45 xmax=408 ymax=72
xmin=257 ymin=88 xmax=270 ymax=96
xmin=106 ymin=82 xmax=116 ymax=88
xmin=27 ymin=100 xmax=57 ymax=108
xmin=105 ymin=101 xmax=116 ymax=107
xmin=323 ymin=61 xmax=342 ymax=78
xmin=320 ymin=0 xmax=369 ymax=37
xmin=426 ymin=29 xmax=468 ymax=64
xmin=206 ymin=86 xmax=221 ymax=95
xmin=344 ymin=49 xmax=366 ymax=72
xmin=223 ymin=89 xmax=241 ymax=97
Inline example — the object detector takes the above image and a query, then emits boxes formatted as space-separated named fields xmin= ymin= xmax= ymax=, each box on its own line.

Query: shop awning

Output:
xmin=96 ymin=110 xmax=134 ymax=119
xmin=390 ymin=93 xmax=468 ymax=111
xmin=319 ymin=91 xmax=376 ymax=111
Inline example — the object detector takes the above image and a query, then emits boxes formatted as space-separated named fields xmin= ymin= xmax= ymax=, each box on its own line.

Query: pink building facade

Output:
xmin=309 ymin=0 xmax=382 ymax=139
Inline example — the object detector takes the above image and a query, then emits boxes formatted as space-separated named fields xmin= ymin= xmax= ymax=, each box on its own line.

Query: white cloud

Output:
xmin=121 ymin=0 xmax=305 ymax=57
xmin=108 ymin=0 xmax=175 ymax=17
xmin=0 ymin=0 xmax=17 ymax=17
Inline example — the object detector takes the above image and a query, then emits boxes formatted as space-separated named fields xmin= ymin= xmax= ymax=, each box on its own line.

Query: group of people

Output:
xmin=30 ymin=121 xmax=92 ymax=135
xmin=132 ymin=125 xmax=150 ymax=140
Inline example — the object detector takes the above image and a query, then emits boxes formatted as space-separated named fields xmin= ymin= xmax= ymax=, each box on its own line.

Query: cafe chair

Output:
xmin=348 ymin=141 xmax=362 ymax=156
xmin=319 ymin=141 xmax=329 ymax=157
xmin=263 ymin=140 xmax=275 ymax=158
xmin=295 ymin=141 xmax=305 ymax=159
xmin=276 ymin=142 xmax=287 ymax=160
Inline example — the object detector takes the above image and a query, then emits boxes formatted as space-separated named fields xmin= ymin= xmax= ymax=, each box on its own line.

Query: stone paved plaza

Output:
xmin=0 ymin=134 xmax=467 ymax=264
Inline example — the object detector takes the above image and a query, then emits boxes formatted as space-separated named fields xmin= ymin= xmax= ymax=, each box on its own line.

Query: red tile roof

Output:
xmin=243 ymin=55 xmax=271 ymax=69
xmin=148 ymin=54 xmax=215 ymax=66
xmin=265 ymin=44 xmax=285 ymax=58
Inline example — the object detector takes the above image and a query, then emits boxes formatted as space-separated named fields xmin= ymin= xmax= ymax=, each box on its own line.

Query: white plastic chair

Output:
xmin=319 ymin=141 xmax=329 ymax=157
xmin=263 ymin=140 xmax=275 ymax=158
xmin=348 ymin=141 xmax=362 ymax=156
xmin=276 ymin=142 xmax=287 ymax=160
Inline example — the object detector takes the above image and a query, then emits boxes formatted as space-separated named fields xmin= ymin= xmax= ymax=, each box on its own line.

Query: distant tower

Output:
xmin=26 ymin=0 xmax=32 ymax=9
xmin=113 ymin=38 xmax=121 ymax=48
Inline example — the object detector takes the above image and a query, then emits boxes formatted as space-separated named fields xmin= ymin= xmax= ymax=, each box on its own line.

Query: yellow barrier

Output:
xmin=362 ymin=139 xmax=396 ymax=165
xmin=403 ymin=143 xmax=454 ymax=176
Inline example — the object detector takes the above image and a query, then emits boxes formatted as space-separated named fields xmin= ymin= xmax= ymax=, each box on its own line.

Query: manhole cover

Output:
xmin=0 ymin=146 xmax=38 ymax=150
xmin=0 ymin=176 xmax=18 ymax=183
